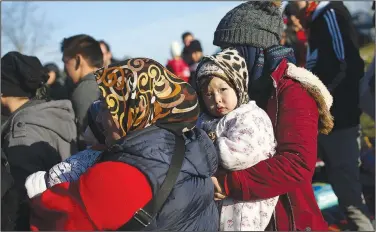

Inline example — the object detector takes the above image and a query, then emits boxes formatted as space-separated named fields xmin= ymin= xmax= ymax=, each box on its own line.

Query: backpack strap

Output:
xmin=116 ymin=134 xmax=185 ymax=230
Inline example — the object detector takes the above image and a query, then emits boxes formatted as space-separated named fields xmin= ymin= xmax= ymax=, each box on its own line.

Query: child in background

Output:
xmin=25 ymin=100 xmax=106 ymax=198
xmin=166 ymin=41 xmax=191 ymax=83
xmin=196 ymin=48 xmax=278 ymax=231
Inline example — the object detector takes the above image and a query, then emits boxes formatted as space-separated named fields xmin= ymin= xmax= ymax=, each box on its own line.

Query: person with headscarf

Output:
xmin=1 ymin=51 xmax=78 ymax=230
xmin=28 ymin=58 xmax=219 ymax=231
xmin=209 ymin=2 xmax=334 ymax=231
xmin=196 ymin=49 xmax=278 ymax=231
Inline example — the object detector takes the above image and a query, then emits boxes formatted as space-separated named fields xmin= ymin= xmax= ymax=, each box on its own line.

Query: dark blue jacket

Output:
xmin=110 ymin=125 xmax=219 ymax=231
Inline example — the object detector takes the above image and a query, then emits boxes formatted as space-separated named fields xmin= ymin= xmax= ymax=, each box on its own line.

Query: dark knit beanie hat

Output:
xmin=1 ymin=51 xmax=49 ymax=98
xmin=213 ymin=1 xmax=284 ymax=49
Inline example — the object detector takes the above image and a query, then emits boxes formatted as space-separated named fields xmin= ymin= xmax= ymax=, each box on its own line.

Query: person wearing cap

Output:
xmin=292 ymin=1 xmax=374 ymax=230
xmin=210 ymin=1 xmax=334 ymax=231
xmin=1 ymin=51 xmax=78 ymax=230
xmin=186 ymin=39 xmax=204 ymax=90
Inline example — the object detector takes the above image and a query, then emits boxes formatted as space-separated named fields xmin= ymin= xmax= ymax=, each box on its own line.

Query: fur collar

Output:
xmin=286 ymin=63 xmax=334 ymax=134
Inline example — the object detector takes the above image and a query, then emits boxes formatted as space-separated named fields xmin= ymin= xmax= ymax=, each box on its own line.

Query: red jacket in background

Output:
xmin=218 ymin=59 xmax=329 ymax=231
xmin=166 ymin=59 xmax=191 ymax=83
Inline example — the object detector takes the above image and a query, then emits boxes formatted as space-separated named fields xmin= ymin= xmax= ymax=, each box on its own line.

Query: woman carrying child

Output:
xmin=27 ymin=58 xmax=219 ymax=231
xmin=210 ymin=1 xmax=335 ymax=231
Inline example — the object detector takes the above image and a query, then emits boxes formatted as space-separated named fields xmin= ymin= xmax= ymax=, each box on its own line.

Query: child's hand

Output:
xmin=214 ymin=192 xmax=227 ymax=201
xmin=211 ymin=176 xmax=227 ymax=200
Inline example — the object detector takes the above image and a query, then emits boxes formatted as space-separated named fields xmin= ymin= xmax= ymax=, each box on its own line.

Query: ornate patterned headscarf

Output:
xmin=94 ymin=58 xmax=199 ymax=137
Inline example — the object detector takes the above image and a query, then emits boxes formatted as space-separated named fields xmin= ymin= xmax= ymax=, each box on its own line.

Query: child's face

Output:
xmin=201 ymin=77 xmax=238 ymax=117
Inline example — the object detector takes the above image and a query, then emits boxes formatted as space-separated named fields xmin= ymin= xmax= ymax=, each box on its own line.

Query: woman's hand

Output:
xmin=211 ymin=176 xmax=227 ymax=201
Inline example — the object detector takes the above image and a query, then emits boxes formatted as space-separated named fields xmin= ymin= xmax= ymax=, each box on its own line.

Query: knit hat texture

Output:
xmin=213 ymin=1 xmax=284 ymax=49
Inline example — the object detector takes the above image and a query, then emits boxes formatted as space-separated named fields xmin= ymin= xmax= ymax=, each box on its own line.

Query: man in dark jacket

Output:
xmin=1 ymin=51 xmax=78 ymax=230
xmin=294 ymin=1 xmax=373 ymax=231
xmin=61 ymin=34 xmax=103 ymax=150
xmin=185 ymin=39 xmax=203 ymax=91
xmin=181 ymin=31 xmax=195 ymax=66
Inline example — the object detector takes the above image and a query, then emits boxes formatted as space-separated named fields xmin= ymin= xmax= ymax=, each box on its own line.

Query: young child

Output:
xmin=25 ymin=100 xmax=106 ymax=198
xmin=196 ymin=48 xmax=278 ymax=231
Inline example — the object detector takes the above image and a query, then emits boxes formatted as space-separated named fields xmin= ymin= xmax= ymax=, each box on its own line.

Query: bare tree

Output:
xmin=1 ymin=2 xmax=54 ymax=55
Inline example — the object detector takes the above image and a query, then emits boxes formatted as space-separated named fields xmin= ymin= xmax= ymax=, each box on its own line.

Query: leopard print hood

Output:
xmin=196 ymin=48 xmax=250 ymax=105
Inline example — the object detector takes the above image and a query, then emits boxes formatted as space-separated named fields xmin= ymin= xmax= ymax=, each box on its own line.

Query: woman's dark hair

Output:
xmin=182 ymin=32 xmax=193 ymax=41
xmin=44 ymin=63 xmax=61 ymax=79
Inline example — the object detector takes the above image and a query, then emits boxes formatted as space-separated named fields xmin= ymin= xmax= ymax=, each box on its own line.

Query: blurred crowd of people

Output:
xmin=1 ymin=1 xmax=375 ymax=232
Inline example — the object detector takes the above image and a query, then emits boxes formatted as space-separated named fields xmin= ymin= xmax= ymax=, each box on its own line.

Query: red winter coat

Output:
xmin=166 ymin=59 xmax=191 ymax=83
xmin=218 ymin=59 xmax=334 ymax=231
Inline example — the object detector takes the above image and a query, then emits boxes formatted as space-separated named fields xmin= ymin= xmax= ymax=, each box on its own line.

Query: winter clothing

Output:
xmin=305 ymin=2 xmax=373 ymax=230
xmin=196 ymin=49 xmax=278 ymax=231
xmin=1 ymin=52 xmax=49 ymax=98
xmin=2 ymin=99 xmax=78 ymax=182
xmin=95 ymin=58 xmax=199 ymax=137
xmin=70 ymin=73 xmax=100 ymax=149
xmin=29 ymin=58 xmax=217 ymax=231
xmin=1 ymin=149 xmax=19 ymax=231
xmin=170 ymin=41 xmax=182 ymax=57
xmin=25 ymin=100 xmax=105 ymax=197
xmin=1 ymin=99 xmax=78 ymax=230
xmin=213 ymin=2 xmax=335 ymax=230
xmin=25 ymin=148 xmax=102 ymax=197
xmin=213 ymin=1 xmax=284 ymax=49
xmin=30 ymin=127 xmax=218 ymax=231
xmin=318 ymin=126 xmax=374 ymax=231
xmin=305 ymin=1 xmax=363 ymax=131
xmin=359 ymin=56 xmax=375 ymax=119
xmin=218 ymin=59 xmax=334 ymax=231
xmin=234 ymin=46 xmax=296 ymax=105
xmin=196 ymin=51 xmax=249 ymax=105
xmin=86 ymin=100 xmax=106 ymax=145
xmin=199 ymin=102 xmax=278 ymax=231
xmin=166 ymin=59 xmax=191 ymax=83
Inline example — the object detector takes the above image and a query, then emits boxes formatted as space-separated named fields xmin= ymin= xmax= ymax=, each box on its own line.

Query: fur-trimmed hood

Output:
xmin=286 ymin=62 xmax=334 ymax=134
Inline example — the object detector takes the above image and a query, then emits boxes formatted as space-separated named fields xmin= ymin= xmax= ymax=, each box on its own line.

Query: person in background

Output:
xmin=99 ymin=40 xmax=118 ymax=67
xmin=166 ymin=41 xmax=190 ymax=83
xmin=281 ymin=3 xmax=308 ymax=67
xmin=181 ymin=31 xmax=195 ymax=65
xmin=293 ymin=1 xmax=373 ymax=230
xmin=359 ymin=2 xmax=375 ymax=120
xmin=61 ymin=34 xmax=102 ymax=150
xmin=1 ymin=51 xmax=78 ymax=230
xmin=186 ymin=39 xmax=203 ymax=90
xmin=43 ymin=63 xmax=69 ymax=100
